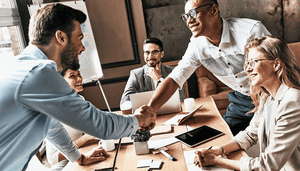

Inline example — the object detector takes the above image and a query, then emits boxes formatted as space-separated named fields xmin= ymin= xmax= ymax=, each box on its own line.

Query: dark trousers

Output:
xmin=223 ymin=91 xmax=254 ymax=136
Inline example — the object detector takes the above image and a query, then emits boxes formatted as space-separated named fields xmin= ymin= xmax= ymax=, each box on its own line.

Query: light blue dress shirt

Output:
xmin=0 ymin=44 xmax=139 ymax=171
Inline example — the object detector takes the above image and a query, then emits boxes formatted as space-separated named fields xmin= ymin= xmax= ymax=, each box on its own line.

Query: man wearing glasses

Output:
xmin=147 ymin=0 xmax=270 ymax=135
xmin=120 ymin=38 xmax=186 ymax=114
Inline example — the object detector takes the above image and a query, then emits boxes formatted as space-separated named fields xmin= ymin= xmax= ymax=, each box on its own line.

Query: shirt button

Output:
xmin=219 ymin=49 xmax=221 ymax=52
xmin=235 ymin=76 xmax=238 ymax=78
xmin=240 ymin=85 xmax=242 ymax=88
xmin=228 ymin=63 xmax=231 ymax=65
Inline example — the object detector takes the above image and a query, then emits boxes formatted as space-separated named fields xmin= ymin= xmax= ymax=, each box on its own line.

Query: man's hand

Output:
xmin=146 ymin=64 xmax=162 ymax=81
xmin=76 ymin=146 xmax=109 ymax=165
xmin=134 ymin=105 xmax=156 ymax=131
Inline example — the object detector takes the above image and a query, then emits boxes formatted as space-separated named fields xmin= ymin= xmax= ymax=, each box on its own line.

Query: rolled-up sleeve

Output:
xmin=168 ymin=41 xmax=200 ymax=89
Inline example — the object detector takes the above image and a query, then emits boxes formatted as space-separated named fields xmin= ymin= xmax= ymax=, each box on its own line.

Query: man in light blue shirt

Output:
xmin=0 ymin=3 xmax=155 ymax=170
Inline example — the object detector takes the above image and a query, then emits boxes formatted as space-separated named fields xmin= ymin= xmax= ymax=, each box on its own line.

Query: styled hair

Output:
xmin=29 ymin=3 xmax=86 ymax=46
xmin=58 ymin=68 xmax=68 ymax=76
xmin=245 ymin=35 xmax=300 ymax=112
xmin=143 ymin=38 xmax=164 ymax=51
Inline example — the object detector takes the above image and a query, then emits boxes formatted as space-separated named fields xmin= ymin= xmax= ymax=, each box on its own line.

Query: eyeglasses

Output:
xmin=143 ymin=50 xmax=161 ymax=56
xmin=244 ymin=59 xmax=273 ymax=70
xmin=180 ymin=4 xmax=213 ymax=23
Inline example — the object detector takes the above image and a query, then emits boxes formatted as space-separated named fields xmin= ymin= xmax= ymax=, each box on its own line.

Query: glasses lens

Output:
xmin=152 ymin=50 xmax=160 ymax=55
xmin=144 ymin=51 xmax=150 ymax=55
xmin=180 ymin=14 xmax=188 ymax=23
xmin=190 ymin=9 xmax=197 ymax=19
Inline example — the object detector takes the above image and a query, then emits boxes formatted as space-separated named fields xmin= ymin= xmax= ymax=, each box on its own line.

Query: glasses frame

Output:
xmin=180 ymin=4 xmax=213 ymax=23
xmin=143 ymin=50 xmax=161 ymax=56
xmin=244 ymin=58 xmax=273 ymax=70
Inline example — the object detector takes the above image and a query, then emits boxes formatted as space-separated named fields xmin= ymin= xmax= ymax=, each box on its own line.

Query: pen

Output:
xmin=160 ymin=149 xmax=176 ymax=161
xmin=195 ymin=146 xmax=213 ymax=166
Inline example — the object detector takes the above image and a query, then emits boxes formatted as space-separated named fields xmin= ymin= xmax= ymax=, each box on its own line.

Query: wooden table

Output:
xmin=63 ymin=97 xmax=247 ymax=171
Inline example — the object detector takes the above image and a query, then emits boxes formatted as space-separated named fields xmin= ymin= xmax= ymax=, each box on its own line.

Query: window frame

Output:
xmin=0 ymin=0 xmax=26 ymax=54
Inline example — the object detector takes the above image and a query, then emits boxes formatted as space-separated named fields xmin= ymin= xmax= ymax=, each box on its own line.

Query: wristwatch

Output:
xmin=158 ymin=77 xmax=164 ymax=82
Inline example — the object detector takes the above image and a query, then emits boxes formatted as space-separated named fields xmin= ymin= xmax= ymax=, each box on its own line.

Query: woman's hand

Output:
xmin=194 ymin=146 xmax=222 ymax=167
xmin=76 ymin=146 xmax=109 ymax=165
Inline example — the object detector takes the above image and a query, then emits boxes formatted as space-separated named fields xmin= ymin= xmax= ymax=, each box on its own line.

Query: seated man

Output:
xmin=120 ymin=38 xmax=186 ymax=114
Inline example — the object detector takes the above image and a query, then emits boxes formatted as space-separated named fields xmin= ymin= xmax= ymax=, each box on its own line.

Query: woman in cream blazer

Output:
xmin=194 ymin=35 xmax=300 ymax=171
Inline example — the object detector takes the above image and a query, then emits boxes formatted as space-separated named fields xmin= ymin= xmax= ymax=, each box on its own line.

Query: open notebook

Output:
xmin=130 ymin=89 xmax=181 ymax=115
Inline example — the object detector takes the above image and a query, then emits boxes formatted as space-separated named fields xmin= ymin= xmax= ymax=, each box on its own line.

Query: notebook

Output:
xmin=130 ymin=89 xmax=181 ymax=115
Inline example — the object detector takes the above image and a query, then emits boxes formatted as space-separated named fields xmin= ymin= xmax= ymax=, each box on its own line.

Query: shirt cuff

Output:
xmin=67 ymin=148 xmax=81 ymax=163
xmin=129 ymin=115 xmax=139 ymax=135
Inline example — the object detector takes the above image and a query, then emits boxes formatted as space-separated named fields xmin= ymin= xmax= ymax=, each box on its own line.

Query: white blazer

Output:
xmin=233 ymin=84 xmax=300 ymax=171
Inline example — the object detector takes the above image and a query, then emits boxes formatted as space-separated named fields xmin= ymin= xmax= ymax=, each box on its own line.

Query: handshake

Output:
xmin=134 ymin=105 xmax=157 ymax=131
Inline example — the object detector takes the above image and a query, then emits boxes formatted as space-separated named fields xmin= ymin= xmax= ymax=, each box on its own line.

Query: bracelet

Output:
xmin=221 ymin=146 xmax=226 ymax=157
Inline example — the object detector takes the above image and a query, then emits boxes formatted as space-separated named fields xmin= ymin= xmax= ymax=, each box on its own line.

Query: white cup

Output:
xmin=184 ymin=98 xmax=195 ymax=112
xmin=98 ymin=139 xmax=115 ymax=152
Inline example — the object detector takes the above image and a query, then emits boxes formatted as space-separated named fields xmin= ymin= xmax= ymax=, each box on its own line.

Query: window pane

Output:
xmin=0 ymin=25 xmax=23 ymax=59
xmin=0 ymin=0 xmax=12 ymax=8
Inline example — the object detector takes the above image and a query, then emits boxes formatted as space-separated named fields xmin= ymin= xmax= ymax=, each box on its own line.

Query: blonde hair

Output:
xmin=245 ymin=35 xmax=300 ymax=113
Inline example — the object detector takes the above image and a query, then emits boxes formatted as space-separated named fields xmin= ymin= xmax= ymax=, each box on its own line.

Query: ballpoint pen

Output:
xmin=160 ymin=149 xmax=176 ymax=161
xmin=195 ymin=146 xmax=213 ymax=166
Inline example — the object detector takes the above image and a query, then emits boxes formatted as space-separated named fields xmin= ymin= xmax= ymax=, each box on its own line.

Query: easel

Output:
xmin=96 ymin=80 xmax=111 ymax=112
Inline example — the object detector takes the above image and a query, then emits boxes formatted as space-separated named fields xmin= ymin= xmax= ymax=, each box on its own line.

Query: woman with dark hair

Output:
xmin=46 ymin=68 xmax=101 ymax=171
xmin=194 ymin=35 xmax=300 ymax=171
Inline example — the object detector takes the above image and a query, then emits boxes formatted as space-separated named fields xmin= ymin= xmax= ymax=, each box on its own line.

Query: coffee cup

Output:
xmin=184 ymin=98 xmax=195 ymax=112
xmin=98 ymin=139 xmax=115 ymax=152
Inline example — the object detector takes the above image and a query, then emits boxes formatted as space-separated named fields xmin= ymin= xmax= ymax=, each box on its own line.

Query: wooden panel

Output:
xmin=85 ymin=0 xmax=140 ymax=68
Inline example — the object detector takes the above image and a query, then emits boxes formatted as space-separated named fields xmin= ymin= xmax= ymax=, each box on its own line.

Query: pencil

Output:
xmin=195 ymin=146 xmax=213 ymax=166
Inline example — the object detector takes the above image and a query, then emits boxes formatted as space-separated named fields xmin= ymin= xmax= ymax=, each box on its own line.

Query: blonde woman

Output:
xmin=195 ymin=35 xmax=300 ymax=171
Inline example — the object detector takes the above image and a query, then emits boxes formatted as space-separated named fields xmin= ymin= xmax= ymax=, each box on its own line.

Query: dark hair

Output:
xmin=143 ymin=38 xmax=164 ymax=51
xmin=29 ymin=3 xmax=86 ymax=46
xmin=58 ymin=68 xmax=68 ymax=76
xmin=185 ymin=0 xmax=219 ymax=6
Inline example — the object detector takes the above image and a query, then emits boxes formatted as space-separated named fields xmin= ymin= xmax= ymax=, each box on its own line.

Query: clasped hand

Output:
xmin=134 ymin=105 xmax=156 ymax=131
xmin=77 ymin=146 xmax=109 ymax=165
xmin=194 ymin=147 xmax=219 ymax=168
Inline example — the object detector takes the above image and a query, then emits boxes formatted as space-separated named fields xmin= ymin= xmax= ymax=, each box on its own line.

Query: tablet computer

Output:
xmin=175 ymin=125 xmax=224 ymax=147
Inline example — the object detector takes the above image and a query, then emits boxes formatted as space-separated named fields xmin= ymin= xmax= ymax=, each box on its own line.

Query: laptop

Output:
xmin=130 ymin=89 xmax=181 ymax=115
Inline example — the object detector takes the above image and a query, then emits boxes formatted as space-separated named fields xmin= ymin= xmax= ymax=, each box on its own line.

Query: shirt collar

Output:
xmin=219 ymin=18 xmax=230 ymax=45
xmin=23 ymin=44 xmax=57 ymax=70
xmin=273 ymin=83 xmax=290 ymax=103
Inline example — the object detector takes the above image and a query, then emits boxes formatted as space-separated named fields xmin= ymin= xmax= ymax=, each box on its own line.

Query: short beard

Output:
xmin=60 ymin=41 xmax=80 ymax=71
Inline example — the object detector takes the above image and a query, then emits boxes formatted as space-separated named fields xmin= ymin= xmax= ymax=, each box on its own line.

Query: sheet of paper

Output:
xmin=184 ymin=149 xmax=234 ymax=171
xmin=150 ymin=160 xmax=163 ymax=169
xmin=148 ymin=137 xmax=179 ymax=149
xmin=137 ymin=159 xmax=153 ymax=168
xmin=150 ymin=124 xmax=172 ymax=135
xmin=162 ymin=114 xmax=187 ymax=125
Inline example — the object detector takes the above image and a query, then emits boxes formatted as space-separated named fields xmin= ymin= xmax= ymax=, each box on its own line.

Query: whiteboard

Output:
xmin=28 ymin=1 xmax=103 ymax=84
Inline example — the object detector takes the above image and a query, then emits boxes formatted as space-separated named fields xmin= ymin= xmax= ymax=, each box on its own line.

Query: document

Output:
xmin=184 ymin=149 xmax=234 ymax=171
xmin=148 ymin=137 xmax=179 ymax=149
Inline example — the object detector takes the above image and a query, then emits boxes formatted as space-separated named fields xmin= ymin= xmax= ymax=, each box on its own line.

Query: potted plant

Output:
xmin=131 ymin=129 xmax=151 ymax=155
